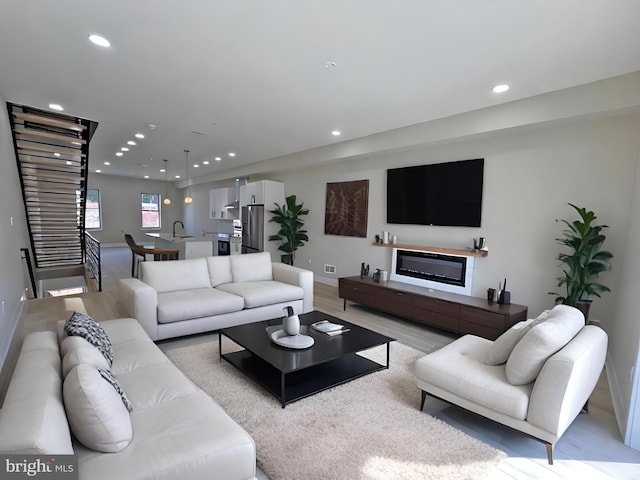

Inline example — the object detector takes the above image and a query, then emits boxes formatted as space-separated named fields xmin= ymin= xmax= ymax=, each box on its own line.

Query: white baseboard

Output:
xmin=315 ymin=275 xmax=338 ymax=287
xmin=606 ymin=355 xmax=631 ymax=445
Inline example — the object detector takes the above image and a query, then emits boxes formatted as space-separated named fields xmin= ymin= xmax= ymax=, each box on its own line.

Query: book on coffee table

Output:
xmin=311 ymin=320 xmax=350 ymax=336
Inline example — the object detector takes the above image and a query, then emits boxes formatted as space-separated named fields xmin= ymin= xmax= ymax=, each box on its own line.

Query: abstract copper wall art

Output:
xmin=324 ymin=180 xmax=369 ymax=237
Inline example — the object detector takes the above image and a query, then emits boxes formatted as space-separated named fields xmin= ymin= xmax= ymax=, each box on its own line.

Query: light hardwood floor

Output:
xmin=13 ymin=247 xmax=640 ymax=479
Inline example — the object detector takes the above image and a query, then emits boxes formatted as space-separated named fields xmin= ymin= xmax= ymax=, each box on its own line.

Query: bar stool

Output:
xmin=124 ymin=234 xmax=179 ymax=277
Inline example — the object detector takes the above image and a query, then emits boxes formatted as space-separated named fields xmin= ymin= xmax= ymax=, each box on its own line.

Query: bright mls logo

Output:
xmin=1 ymin=456 xmax=77 ymax=480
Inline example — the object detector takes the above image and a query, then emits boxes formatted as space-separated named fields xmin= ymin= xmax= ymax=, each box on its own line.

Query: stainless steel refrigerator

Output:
xmin=241 ymin=205 xmax=264 ymax=254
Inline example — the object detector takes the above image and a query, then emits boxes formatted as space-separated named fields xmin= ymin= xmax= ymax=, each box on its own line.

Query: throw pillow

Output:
xmin=505 ymin=305 xmax=585 ymax=385
xmin=63 ymin=364 xmax=132 ymax=453
xmin=61 ymin=336 xmax=110 ymax=378
xmin=484 ymin=309 xmax=552 ymax=366
xmin=98 ymin=369 xmax=133 ymax=412
xmin=484 ymin=319 xmax=534 ymax=366
xmin=64 ymin=312 xmax=114 ymax=366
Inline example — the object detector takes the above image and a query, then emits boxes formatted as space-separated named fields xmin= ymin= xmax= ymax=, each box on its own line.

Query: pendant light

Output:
xmin=184 ymin=149 xmax=193 ymax=204
xmin=162 ymin=159 xmax=171 ymax=205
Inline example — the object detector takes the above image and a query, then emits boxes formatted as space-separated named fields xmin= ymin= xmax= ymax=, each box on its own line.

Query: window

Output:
xmin=85 ymin=189 xmax=102 ymax=230
xmin=141 ymin=193 xmax=161 ymax=229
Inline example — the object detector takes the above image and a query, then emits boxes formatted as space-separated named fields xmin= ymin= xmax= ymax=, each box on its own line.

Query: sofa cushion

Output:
xmin=216 ymin=281 xmax=304 ymax=309
xmin=415 ymin=335 xmax=533 ymax=419
xmin=506 ymin=305 xmax=585 ymax=385
xmin=157 ymin=288 xmax=245 ymax=324
xmin=484 ymin=309 xmax=551 ymax=366
xmin=63 ymin=364 xmax=133 ymax=453
xmin=64 ymin=312 xmax=114 ymax=366
xmin=206 ymin=255 xmax=233 ymax=287
xmin=141 ymin=257 xmax=211 ymax=293
xmin=61 ymin=336 xmax=110 ymax=378
xmin=0 ymin=331 xmax=74 ymax=455
xmin=230 ymin=251 xmax=273 ymax=282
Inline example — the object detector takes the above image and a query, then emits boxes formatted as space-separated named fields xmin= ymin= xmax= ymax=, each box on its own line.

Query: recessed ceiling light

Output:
xmin=135 ymin=133 xmax=145 ymax=139
xmin=127 ymin=140 xmax=136 ymax=146
xmin=49 ymin=103 xmax=64 ymax=111
xmin=66 ymin=161 xmax=72 ymax=165
xmin=203 ymin=160 xmax=210 ymax=165
xmin=160 ymin=168 xmax=166 ymax=173
xmin=492 ymin=84 xmax=510 ymax=93
xmin=175 ymin=175 xmax=181 ymax=179
xmin=96 ymin=169 xmax=102 ymax=173
xmin=89 ymin=34 xmax=111 ymax=48
xmin=144 ymin=175 xmax=149 ymax=179
xmin=332 ymin=130 xmax=341 ymax=136
xmin=215 ymin=157 xmax=221 ymax=161
xmin=228 ymin=152 xmax=236 ymax=157
xmin=53 ymin=152 xmax=61 ymax=157
xmin=104 ymin=161 xmax=110 ymax=165
xmin=116 ymin=152 xmax=123 ymax=157
xmin=121 ymin=147 xmax=129 ymax=152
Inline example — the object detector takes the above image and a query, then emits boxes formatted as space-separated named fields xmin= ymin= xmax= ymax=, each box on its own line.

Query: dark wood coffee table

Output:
xmin=219 ymin=310 xmax=395 ymax=407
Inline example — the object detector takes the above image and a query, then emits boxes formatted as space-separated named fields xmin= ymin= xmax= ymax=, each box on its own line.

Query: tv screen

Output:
xmin=386 ymin=158 xmax=484 ymax=227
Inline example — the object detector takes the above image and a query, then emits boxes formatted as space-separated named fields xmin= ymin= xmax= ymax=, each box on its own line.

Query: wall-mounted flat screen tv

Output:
xmin=386 ymin=158 xmax=484 ymax=227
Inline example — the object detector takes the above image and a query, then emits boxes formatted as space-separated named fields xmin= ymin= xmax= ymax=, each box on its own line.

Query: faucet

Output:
xmin=172 ymin=220 xmax=184 ymax=237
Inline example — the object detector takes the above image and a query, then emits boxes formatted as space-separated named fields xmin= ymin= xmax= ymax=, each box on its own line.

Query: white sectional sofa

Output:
xmin=0 ymin=317 xmax=257 ymax=480
xmin=118 ymin=252 xmax=314 ymax=341
xmin=415 ymin=305 xmax=607 ymax=464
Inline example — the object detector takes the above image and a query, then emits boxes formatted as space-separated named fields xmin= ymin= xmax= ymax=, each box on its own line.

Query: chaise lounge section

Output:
xmin=0 ymin=316 xmax=257 ymax=479
xmin=118 ymin=252 xmax=314 ymax=341
xmin=415 ymin=305 xmax=608 ymax=464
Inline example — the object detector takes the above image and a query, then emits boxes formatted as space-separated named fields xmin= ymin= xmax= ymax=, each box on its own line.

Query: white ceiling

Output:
xmin=1 ymin=1 xmax=640 ymax=182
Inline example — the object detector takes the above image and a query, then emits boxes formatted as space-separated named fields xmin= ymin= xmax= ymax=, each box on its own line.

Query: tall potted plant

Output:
xmin=268 ymin=195 xmax=309 ymax=266
xmin=551 ymin=203 xmax=614 ymax=320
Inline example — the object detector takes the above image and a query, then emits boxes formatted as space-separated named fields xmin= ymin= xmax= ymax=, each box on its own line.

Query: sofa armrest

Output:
xmin=271 ymin=263 xmax=314 ymax=313
xmin=527 ymin=325 xmax=607 ymax=438
xmin=117 ymin=278 xmax=159 ymax=340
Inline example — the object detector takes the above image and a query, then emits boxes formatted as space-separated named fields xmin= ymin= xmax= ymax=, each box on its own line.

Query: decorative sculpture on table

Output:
xmin=268 ymin=306 xmax=314 ymax=349
xmin=282 ymin=306 xmax=300 ymax=335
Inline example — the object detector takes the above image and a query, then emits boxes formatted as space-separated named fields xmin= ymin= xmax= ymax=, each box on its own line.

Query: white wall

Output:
xmin=0 ymin=98 xmax=31 ymax=371
xmin=88 ymin=174 xmax=182 ymax=245
xmin=610 ymin=155 xmax=640 ymax=447
xmin=273 ymin=114 xmax=640 ymax=322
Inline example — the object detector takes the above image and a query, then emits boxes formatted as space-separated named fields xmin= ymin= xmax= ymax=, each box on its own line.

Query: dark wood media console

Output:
xmin=339 ymin=276 xmax=528 ymax=340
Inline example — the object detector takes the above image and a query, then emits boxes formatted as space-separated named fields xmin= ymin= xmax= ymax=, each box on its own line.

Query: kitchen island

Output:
xmin=146 ymin=233 xmax=214 ymax=259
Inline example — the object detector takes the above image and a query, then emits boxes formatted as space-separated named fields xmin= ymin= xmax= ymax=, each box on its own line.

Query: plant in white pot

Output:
xmin=551 ymin=203 xmax=614 ymax=320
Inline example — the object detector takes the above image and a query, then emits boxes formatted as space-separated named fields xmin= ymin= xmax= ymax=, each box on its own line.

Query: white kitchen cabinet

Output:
xmin=184 ymin=241 xmax=213 ymax=259
xmin=239 ymin=180 xmax=284 ymax=207
xmin=209 ymin=187 xmax=234 ymax=219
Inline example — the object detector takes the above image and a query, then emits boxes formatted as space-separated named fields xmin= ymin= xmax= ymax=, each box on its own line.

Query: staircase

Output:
xmin=7 ymin=102 xmax=98 ymax=277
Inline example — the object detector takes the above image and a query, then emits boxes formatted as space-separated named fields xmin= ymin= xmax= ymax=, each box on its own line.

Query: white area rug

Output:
xmin=165 ymin=337 xmax=505 ymax=480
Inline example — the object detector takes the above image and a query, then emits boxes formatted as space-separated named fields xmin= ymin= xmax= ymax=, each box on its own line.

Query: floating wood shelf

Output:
xmin=372 ymin=242 xmax=488 ymax=257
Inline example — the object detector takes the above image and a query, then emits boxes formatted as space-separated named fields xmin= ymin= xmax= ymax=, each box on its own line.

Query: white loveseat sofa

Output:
xmin=118 ymin=252 xmax=314 ymax=341
xmin=0 ymin=317 xmax=257 ymax=480
xmin=415 ymin=305 xmax=607 ymax=464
